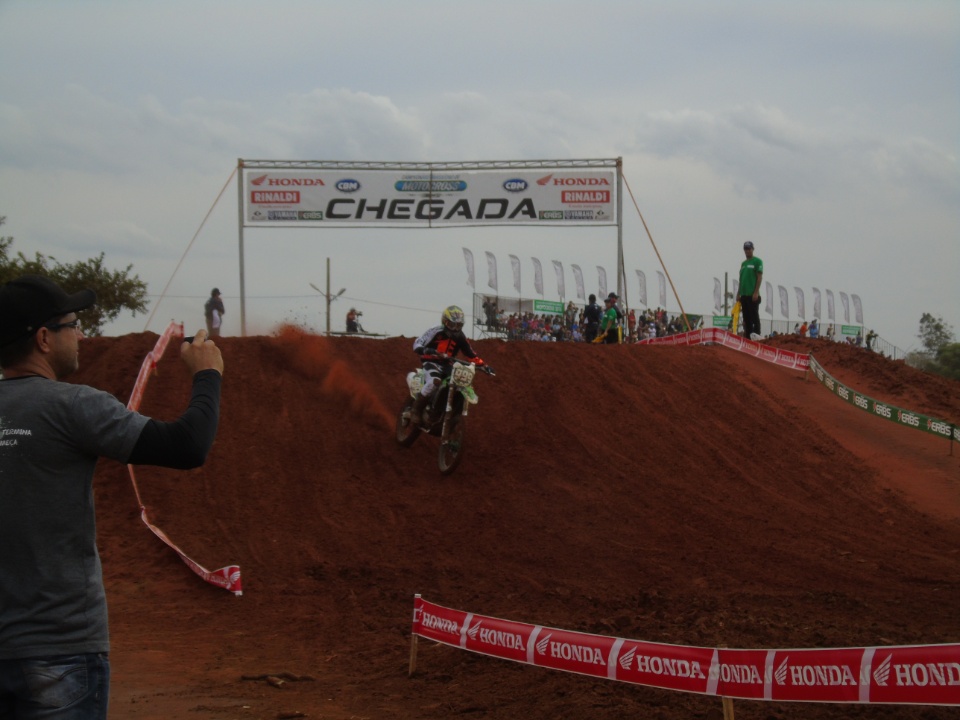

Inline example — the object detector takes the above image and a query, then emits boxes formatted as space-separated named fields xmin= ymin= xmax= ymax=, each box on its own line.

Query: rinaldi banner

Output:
xmin=412 ymin=596 xmax=960 ymax=706
xmin=244 ymin=169 xmax=617 ymax=227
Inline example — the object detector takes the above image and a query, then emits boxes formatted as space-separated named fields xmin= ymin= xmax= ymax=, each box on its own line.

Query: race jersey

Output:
xmin=413 ymin=326 xmax=481 ymax=362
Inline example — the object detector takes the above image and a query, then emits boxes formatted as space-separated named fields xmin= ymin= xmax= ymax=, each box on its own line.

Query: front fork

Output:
xmin=440 ymin=388 xmax=465 ymax=444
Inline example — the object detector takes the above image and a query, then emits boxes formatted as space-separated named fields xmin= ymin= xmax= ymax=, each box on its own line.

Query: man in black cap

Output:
xmin=738 ymin=241 xmax=763 ymax=340
xmin=204 ymin=287 xmax=225 ymax=338
xmin=597 ymin=291 xmax=622 ymax=344
xmin=0 ymin=274 xmax=224 ymax=719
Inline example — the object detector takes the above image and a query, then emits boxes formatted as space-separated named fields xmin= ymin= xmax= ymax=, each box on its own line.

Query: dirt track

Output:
xmin=77 ymin=330 xmax=960 ymax=719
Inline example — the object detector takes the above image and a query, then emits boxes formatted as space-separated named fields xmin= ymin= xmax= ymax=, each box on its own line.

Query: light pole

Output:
xmin=309 ymin=257 xmax=345 ymax=337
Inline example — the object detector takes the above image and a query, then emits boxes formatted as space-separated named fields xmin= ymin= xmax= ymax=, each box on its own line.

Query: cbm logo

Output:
xmin=503 ymin=178 xmax=528 ymax=192
xmin=336 ymin=179 xmax=361 ymax=193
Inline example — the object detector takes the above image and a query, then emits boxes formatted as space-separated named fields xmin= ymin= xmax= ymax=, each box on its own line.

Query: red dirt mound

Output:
xmin=73 ymin=331 xmax=960 ymax=719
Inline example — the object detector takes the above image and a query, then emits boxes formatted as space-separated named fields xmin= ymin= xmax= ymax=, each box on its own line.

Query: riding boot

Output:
xmin=409 ymin=392 xmax=430 ymax=426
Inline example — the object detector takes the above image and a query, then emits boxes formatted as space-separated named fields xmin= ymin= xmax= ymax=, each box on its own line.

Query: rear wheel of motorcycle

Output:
xmin=396 ymin=397 xmax=421 ymax=447
xmin=438 ymin=415 xmax=466 ymax=475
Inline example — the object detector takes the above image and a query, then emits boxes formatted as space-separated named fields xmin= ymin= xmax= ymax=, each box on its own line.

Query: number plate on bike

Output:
xmin=451 ymin=363 xmax=476 ymax=387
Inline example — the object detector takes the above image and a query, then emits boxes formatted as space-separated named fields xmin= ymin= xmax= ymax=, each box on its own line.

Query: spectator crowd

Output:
xmin=477 ymin=295 xmax=880 ymax=350
xmin=477 ymin=297 xmax=697 ymax=343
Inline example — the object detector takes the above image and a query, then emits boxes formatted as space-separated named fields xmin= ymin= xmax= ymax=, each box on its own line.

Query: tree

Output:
xmin=917 ymin=312 xmax=954 ymax=354
xmin=935 ymin=343 xmax=960 ymax=381
xmin=910 ymin=313 xmax=960 ymax=380
xmin=0 ymin=216 xmax=149 ymax=337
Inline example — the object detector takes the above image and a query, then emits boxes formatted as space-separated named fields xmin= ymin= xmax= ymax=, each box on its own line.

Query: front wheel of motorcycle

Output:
xmin=396 ymin=396 xmax=421 ymax=447
xmin=438 ymin=415 xmax=467 ymax=475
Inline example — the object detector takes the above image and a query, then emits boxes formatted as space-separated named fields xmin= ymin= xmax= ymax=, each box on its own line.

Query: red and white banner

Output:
xmin=412 ymin=596 xmax=960 ymax=706
xmin=126 ymin=322 xmax=243 ymax=596
xmin=637 ymin=328 xmax=810 ymax=371
xmin=126 ymin=321 xmax=181 ymax=412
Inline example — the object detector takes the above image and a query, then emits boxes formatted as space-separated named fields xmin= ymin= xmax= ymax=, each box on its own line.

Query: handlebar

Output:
xmin=420 ymin=355 xmax=496 ymax=377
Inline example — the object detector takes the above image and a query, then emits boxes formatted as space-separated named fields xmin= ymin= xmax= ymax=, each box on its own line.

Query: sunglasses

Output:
xmin=45 ymin=319 xmax=81 ymax=332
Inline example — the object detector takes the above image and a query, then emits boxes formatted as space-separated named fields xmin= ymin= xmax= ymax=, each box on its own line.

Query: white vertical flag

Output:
xmin=826 ymin=290 xmax=835 ymax=321
xmin=779 ymin=285 xmax=789 ymax=318
xmin=597 ymin=266 xmax=608 ymax=298
xmin=794 ymin=287 xmax=806 ymax=318
xmin=657 ymin=271 xmax=666 ymax=307
xmin=812 ymin=288 xmax=821 ymax=319
xmin=851 ymin=294 xmax=863 ymax=324
xmin=764 ymin=282 xmax=773 ymax=315
xmin=485 ymin=251 xmax=497 ymax=291
xmin=840 ymin=292 xmax=850 ymax=322
xmin=636 ymin=270 xmax=647 ymax=306
xmin=733 ymin=281 xmax=739 ymax=300
xmin=509 ymin=254 xmax=521 ymax=294
xmin=532 ymin=257 xmax=543 ymax=296
xmin=462 ymin=248 xmax=475 ymax=288
xmin=552 ymin=260 xmax=565 ymax=299
xmin=571 ymin=264 xmax=585 ymax=300
xmin=713 ymin=277 xmax=722 ymax=312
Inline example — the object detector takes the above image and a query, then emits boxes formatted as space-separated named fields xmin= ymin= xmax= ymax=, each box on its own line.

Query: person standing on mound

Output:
xmin=583 ymin=293 xmax=602 ymax=343
xmin=598 ymin=292 xmax=621 ymax=344
xmin=204 ymin=287 xmax=225 ymax=338
xmin=0 ymin=275 xmax=224 ymax=720
xmin=738 ymin=241 xmax=763 ymax=340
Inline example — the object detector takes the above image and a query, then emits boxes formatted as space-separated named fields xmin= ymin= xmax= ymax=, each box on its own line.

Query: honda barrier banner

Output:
xmin=412 ymin=596 xmax=960 ymax=705
xmin=245 ymin=169 xmax=617 ymax=227
xmin=639 ymin=328 xmax=810 ymax=371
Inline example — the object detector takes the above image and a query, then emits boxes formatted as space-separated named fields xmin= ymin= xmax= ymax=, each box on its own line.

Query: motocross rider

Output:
xmin=407 ymin=305 xmax=489 ymax=426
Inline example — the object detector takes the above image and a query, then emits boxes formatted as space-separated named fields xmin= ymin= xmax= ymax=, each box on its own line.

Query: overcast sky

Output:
xmin=1 ymin=0 xmax=957 ymax=351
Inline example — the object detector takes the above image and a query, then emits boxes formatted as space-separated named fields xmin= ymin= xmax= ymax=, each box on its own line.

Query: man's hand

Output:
xmin=181 ymin=330 xmax=224 ymax=376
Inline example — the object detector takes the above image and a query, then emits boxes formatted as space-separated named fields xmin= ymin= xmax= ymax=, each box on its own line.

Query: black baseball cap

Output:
xmin=0 ymin=275 xmax=96 ymax=347
xmin=743 ymin=241 xmax=755 ymax=249
xmin=606 ymin=292 xmax=619 ymax=300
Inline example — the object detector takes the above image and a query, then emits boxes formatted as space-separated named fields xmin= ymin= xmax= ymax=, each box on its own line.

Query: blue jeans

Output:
xmin=0 ymin=654 xmax=109 ymax=720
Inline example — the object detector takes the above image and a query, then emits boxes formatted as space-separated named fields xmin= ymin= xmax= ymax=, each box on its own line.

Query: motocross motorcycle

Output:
xmin=395 ymin=356 xmax=496 ymax=474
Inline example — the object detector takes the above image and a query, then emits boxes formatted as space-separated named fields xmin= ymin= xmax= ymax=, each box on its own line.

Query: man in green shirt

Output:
xmin=738 ymin=241 xmax=763 ymax=339
xmin=599 ymin=292 xmax=621 ymax=344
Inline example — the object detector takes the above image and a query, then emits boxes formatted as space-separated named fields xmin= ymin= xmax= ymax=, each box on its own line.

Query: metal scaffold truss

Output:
xmin=239 ymin=158 xmax=620 ymax=171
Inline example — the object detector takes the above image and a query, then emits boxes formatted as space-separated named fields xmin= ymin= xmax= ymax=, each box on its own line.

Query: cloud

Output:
xmin=621 ymin=103 xmax=958 ymax=205
xmin=261 ymin=88 xmax=427 ymax=160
